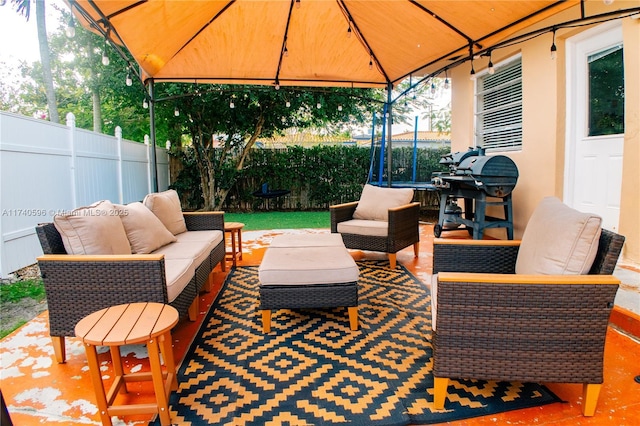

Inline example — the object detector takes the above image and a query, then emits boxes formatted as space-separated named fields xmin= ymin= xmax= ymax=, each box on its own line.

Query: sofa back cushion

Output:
xmin=53 ymin=200 xmax=132 ymax=255
xmin=515 ymin=197 xmax=602 ymax=275
xmin=115 ymin=202 xmax=177 ymax=254
xmin=143 ymin=189 xmax=187 ymax=235
xmin=353 ymin=184 xmax=414 ymax=221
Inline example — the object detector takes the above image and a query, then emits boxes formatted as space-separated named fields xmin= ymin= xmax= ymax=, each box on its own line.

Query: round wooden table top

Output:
xmin=224 ymin=222 xmax=245 ymax=231
xmin=75 ymin=302 xmax=179 ymax=346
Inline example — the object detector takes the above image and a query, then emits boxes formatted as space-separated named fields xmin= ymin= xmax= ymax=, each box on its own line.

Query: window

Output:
xmin=475 ymin=56 xmax=522 ymax=151
xmin=588 ymin=44 xmax=624 ymax=136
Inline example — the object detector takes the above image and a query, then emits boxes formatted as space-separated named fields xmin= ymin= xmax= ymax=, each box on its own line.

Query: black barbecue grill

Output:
xmin=432 ymin=147 xmax=519 ymax=239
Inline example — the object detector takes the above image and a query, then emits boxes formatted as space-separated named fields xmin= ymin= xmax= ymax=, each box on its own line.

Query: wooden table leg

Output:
xmin=147 ymin=338 xmax=172 ymax=426
xmin=85 ymin=344 xmax=113 ymax=426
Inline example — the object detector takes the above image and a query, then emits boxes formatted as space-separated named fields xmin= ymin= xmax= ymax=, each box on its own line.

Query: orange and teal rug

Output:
xmin=160 ymin=260 xmax=559 ymax=425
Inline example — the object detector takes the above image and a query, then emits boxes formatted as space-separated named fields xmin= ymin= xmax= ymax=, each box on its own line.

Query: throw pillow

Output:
xmin=53 ymin=200 xmax=132 ymax=255
xmin=115 ymin=202 xmax=176 ymax=254
xmin=143 ymin=189 xmax=187 ymax=235
xmin=515 ymin=197 xmax=602 ymax=275
xmin=353 ymin=184 xmax=414 ymax=221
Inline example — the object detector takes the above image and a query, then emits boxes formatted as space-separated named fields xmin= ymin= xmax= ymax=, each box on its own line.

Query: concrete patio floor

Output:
xmin=1 ymin=224 xmax=639 ymax=425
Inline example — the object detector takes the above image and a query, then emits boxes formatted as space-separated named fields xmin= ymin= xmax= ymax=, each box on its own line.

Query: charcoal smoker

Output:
xmin=432 ymin=147 xmax=519 ymax=239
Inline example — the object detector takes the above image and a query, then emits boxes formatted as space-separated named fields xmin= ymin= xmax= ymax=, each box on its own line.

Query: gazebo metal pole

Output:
xmin=386 ymin=82 xmax=393 ymax=188
xmin=147 ymin=78 xmax=159 ymax=193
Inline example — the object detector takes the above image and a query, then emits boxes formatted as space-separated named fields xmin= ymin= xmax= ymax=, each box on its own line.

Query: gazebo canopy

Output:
xmin=66 ymin=0 xmax=604 ymax=88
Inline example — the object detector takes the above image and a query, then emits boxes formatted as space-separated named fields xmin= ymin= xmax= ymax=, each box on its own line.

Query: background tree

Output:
xmin=155 ymin=84 xmax=383 ymax=210
xmin=10 ymin=0 xmax=59 ymax=123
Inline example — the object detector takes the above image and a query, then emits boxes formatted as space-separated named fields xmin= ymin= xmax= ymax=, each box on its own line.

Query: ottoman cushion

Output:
xmin=259 ymin=234 xmax=359 ymax=286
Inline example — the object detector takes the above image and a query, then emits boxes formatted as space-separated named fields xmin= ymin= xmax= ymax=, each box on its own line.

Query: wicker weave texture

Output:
xmin=433 ymin=282 xmax=618 ymax=383
xmin=36 ymin=211 xmax=226 ymax=340
xmin=260 ymin=282 xmax=358 ymax=309
xmin=330 ymin=201 xmax=420 ymax=254
xmin=433 ymin=243 xmax=519 ymax=274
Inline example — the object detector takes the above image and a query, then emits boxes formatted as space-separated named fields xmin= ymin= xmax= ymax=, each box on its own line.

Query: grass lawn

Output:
xmin=224 ymin=211 xmax=330 ymax=231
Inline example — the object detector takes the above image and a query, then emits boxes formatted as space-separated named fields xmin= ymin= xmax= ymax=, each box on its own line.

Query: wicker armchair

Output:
xmin=330 ymin=185 xmax=420 ymax=269
xmin=431 ymin=223 xmax=625 ymax=416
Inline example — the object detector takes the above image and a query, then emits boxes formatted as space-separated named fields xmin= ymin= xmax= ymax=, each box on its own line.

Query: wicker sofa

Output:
xmin=430 ymin=197 xmax=625 ymax=416
xmin=36 ymin=190 xmax=225 ymax=363
xmin=330 ymin=184 xmax=420 ymax=269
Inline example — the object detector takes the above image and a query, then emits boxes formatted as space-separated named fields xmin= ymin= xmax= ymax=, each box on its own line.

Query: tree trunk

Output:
xmin=92 ymin=89 xmax=101 ymax=132
xmin=35 ymin=0 xmax=59 ymax=123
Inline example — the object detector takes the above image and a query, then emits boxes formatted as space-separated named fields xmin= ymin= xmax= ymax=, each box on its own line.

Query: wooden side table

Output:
xmin=75 ymin=303 xmax=179 ymax=426
xmin=225 ymin=221 xmax=245 ymax=267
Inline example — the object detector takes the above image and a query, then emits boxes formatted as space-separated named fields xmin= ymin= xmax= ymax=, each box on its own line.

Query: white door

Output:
xmin=565 ymin=22 xmax=624 ymax=232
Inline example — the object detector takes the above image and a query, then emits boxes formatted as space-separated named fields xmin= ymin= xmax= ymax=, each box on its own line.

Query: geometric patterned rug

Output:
xmin=156 ymin=260 xmax=560 ymax=425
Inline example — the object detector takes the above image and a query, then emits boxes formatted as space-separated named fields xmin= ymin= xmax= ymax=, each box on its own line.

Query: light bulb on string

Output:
xmin=65 ymin=18 xmax=75 ymax=38
xmin=347 ymin=26 xmax=352 ymax=38
xmin=338 ymin=105 xmax=343 ymax=111
xmin=444 ymin=77 xmax=450 ymax=90
xmin=550 ymin=28 xmax=557 ymax=60
xmin=316 ymin=102 xmax=322 ymax=109
xmin=143 ymin=99 xmax=148 ymax=109
xmin=174 ymin=107 xmax=179 ymax=117
xmin=125 ymin=73 xmax=133 ymax=86
xmin=430 ymin=82 xmax=436 ymax=95
xmin=470 ymin=62 xmax=476 ymax=81
xmin=286 ymin=101 xmax=291 ymax=108
xmin=229 ymin=100 xmax=235 ymax=109
xmin=369 ymin=57 xmax=373 ymax=70
xmin=295 ymin=0 xmax=301 ymax=9
xmin=488 ymin=51 xmax=495 ymax=75
xmin=101 ymin=50 xmax=110 ymax=66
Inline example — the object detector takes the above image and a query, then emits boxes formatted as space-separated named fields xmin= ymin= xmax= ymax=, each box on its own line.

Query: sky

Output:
xmin=0 ymin=0 xmax=67 ymax=65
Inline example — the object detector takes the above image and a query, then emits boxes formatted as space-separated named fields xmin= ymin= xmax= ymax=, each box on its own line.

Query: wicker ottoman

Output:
xmin=258 ymin=234 xmax=359 ymax=332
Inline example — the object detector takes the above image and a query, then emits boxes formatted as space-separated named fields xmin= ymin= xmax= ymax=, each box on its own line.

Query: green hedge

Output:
xmin=171 ymin=145 xmax=449 ymax=211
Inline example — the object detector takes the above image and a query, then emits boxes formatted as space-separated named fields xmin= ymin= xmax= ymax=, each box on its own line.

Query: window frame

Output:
xmin=474 ymin=54 xmax=523 ymax=152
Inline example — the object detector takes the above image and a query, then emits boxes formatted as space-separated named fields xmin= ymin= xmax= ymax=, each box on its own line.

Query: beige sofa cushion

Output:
xmin=174 ymin=230 xmax=224 ymax=246
xmin=515 ymin=197 xmax=602 ymax=275
xmin=153 ymin=240 xmax=216 ymax=268
xmin=53 ymin=200 xmax=131 ymax=255
xmin=143 ymin=189 xmax=187 ymax=235
xmin=353 ymin=184 xmax=414 ymax=221
xmin=337 ymin=219 xmax=388 ymax=237
xmin=164 ymin=258 xmax=195 ymax=302
xmin=115 ymin=202 xmax=176 ymax=254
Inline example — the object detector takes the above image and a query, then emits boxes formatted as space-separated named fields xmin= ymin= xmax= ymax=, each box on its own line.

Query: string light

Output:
xmin=143 ymin=99 xmax=148 ymax=109
xmin=275 ymin=80 xmax=280 ymax=90
xmin=229 ymin=100 xmax=235 ymax=108
xmin=174 ymin=107 xmax=179 ymax=116
xmin=550 ymin=28 xmax=557 ymax=60
xmin=470 ymin=60 xmax=476 ymax=80
xmin=316 ymin=102 xmax=322 ymax=109
xmin=338 ymin=105 xmax=343 ymax=111
xmin=444 ymin=70 xmax=450 ymax=90
xmin=347 ymin=25 xmax=352 ymax=38
xmin=295 ymin=0 xmax=301 ymax=9
xmin=488 ymin=51 xmax=495 ymax=75
xmin=125 ymin=73 xmax=133 ymax=86
xmin=430 ymin=82 xmax=436 ymax=95
xmin=286 ymin=100 xmax=291 ymax=108
xmin=101 ymin=48 xmax=110 ymax=66
xmin=65 ymin=17 xmax=75 ymax=38
xmin=283 ymin=46 xmax=289 ymax=57
xmin=369 ymin=56 xmax=373 ymax=70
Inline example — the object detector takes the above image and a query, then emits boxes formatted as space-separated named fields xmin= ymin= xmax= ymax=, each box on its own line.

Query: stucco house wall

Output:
xmin=449 ymin=6 xmax=639 ymax=266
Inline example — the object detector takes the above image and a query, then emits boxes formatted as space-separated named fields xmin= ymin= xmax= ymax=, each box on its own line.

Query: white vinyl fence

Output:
xmin=0 ymin=111 xmax=169 ymax=277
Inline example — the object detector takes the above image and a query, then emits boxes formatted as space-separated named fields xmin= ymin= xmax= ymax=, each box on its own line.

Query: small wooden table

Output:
xmin=225 ymin=222 xmax=245 ymax=267
xmin=75 ymin=302 xmax=179 ymax=426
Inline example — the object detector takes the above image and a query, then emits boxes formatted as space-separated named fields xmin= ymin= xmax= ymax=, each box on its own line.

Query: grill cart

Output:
xmin=432 ymin=147 xmax=519 ymax=239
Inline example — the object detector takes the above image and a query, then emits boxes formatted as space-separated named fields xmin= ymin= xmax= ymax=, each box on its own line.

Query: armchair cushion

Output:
xmin=353 ymin=184 xmax=414 ymax=221
xmin=336 ymin=219 xmax=388 ymax=237
xmin=115 ymin=202 xmax=176 ymax=254
xmin=515 ymin=197 xmax=602 ymax=275
xmin=53 ymin=200 xmax=131 ymax=255
xmin=143 ymin=189 xmax=187 ymax=235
